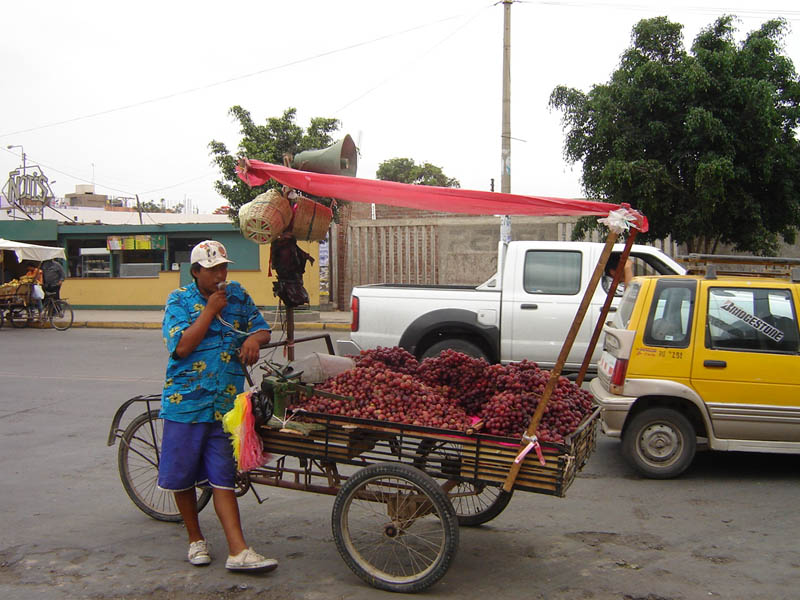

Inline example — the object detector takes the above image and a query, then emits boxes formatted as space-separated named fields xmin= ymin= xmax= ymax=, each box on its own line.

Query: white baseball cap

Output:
xmin=190 ymin=240 xmax=234 ymax=268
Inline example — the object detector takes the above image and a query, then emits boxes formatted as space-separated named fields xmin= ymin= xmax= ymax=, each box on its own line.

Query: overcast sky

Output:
xmin=1 ymin=0 xmax=799 ymax=214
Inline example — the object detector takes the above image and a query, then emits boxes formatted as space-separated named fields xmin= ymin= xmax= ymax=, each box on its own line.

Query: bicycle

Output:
xmin=6 ymin=290 xmax=74 ymax=330
xmin=42 ymin=290 xmax=74 ymax=330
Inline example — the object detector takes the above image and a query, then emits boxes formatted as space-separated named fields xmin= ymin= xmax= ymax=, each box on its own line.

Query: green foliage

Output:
xmin=137 ymin=199 xmax=183 ymax=213
xmin=550 ymin=16 xmax=800 ymax=254
xmin=209 ymin=107 xmax=343 ymax=224
xmin=376 ymin=158 xmax=460 ymax=187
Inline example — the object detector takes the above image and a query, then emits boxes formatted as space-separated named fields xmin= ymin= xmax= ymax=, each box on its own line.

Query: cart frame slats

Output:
xmin=260 ymin=407 xmax=599 ymax=497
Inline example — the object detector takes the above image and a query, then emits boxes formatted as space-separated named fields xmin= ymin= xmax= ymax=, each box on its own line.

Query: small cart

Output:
xmin=108 ymin=205 xmax=644 ymax=591
xmin=0 ymin=281 xmax=33 ymax=328
xmin=108 ymin=334 xmax=599 ymax=593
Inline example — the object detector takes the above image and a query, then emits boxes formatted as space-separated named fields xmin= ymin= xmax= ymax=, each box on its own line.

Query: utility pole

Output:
xmin=500 ymin=0 xmax=512 ymax=243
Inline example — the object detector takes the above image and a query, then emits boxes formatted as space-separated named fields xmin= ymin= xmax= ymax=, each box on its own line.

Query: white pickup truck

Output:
xmin=337 ymin=241 xmax=685 ymax=373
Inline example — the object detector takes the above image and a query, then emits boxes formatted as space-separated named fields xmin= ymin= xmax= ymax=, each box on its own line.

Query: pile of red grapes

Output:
xmin=294 ymin=347 xmax=594 ymax=442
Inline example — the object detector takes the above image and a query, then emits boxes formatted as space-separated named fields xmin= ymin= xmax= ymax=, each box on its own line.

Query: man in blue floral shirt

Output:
xmin=158 ymin=240 xmax=276 ymax=573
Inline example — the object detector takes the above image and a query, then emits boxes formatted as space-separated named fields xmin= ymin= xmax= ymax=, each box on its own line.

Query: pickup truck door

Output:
xmin=502 ymin=249 xmax=599 ymax=368
xmin=691 ymin=284 xmax=800 ymax=442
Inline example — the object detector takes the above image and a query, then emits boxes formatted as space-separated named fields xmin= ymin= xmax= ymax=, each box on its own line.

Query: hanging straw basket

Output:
xmin=291 ymin=196 xmax=332 ymax=241
xmin=239 ymin=189 xmax=293 ymax=244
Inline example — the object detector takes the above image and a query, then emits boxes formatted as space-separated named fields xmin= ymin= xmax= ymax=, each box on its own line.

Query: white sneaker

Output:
xmin=225 ymin=547 xmax=278 ymax=572
xmin=188 ymin=539 xmax=211 ymax=566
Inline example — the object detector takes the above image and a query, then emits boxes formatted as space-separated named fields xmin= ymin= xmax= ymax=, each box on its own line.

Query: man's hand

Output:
xmin=238 ymin=330 xmax=271 ymax=366
xmin=205 ymin=289 xmax=228 ymax=316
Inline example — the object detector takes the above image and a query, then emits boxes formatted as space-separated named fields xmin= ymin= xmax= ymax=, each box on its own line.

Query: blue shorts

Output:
xmin=157 ymin=420 xmax=236 ymax=492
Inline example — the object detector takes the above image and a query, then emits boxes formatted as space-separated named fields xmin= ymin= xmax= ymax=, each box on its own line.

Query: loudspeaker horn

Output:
xmin=291 ymin=134 xmax=358 ymax=177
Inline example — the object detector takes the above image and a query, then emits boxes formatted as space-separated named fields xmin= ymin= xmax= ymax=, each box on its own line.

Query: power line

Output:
xmin=519 ymin=0 xmax=800 ymax=20
xmin=4 ymin=146 xmax=214 ymax=199
xmin=0 ymin=11 xmax=479 ymax=139
xmin=334 ymin=4 xmax=492 ymax=114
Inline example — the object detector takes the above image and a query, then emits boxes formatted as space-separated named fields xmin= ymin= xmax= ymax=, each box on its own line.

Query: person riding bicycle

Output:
xmin=25 ymin=264 xmax=44 ymax=318
xmin=157 ymin=240 xmax=277 ymax=573
xmin=42 ymin=259 xmax=66 ymax=300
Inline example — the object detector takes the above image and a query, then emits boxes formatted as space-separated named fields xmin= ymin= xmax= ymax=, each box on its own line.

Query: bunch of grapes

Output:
xmin=479 ymin=373 xmax=595 ymax=442
xmin=416 ymin=349 xmax=496 ymax=414
xmin=353 ymin=346 xmax=419 ymax=375
xmin=299 ymin=363 xmax=470 ymax=431
xmin=298 ymin=348 xmax=594 ymax=440
xmin=494 ymin=359 xmax=546 ymax=395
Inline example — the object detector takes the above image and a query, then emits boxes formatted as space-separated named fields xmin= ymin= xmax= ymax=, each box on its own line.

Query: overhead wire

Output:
xmin=333 ymin=4 xmax=493 ymax=114
xmin=517 ymin=0 xmax=800 ymax=20
xmin=4 ymin=1 xmax=796 ymax=200
xmin=1 ymin=7 xmax=492 ymax=203
xmin=0 ymin=10 xmax=484 ymax=140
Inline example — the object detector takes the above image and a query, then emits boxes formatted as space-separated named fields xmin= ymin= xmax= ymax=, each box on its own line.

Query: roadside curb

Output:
xmin=70 ymin=321 xmax=351 ymax=331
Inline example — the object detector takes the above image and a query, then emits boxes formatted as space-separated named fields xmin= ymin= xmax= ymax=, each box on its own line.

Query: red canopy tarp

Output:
xmin=236 ymin=160 xmax=648 ymax=230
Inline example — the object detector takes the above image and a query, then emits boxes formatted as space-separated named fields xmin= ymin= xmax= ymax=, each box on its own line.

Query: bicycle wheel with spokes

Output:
xmin=118 ymin=410 xmax=212 ymax=522
xmin=8 ymin=306 xmax=32 ymax=328
xmin=331 ymin=462 xmax=459 ymax=593
xmin=414 ymin=439 xmax=513 ymax=526
xmin=49 ymin=299 xmax=74 ymax=330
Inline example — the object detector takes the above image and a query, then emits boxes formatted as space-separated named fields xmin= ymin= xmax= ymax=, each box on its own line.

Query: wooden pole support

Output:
xmin=502 ymin=229 xmax=620 ymax=492
xmin=286 ymin=305 xmax=295 ymax=361
xmin=575 ymin=229 xmax=638 ymax=386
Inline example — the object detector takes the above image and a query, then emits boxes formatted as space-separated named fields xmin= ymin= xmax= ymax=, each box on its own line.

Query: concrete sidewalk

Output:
xmin=69 ymin=308 xmax=352 ymax=330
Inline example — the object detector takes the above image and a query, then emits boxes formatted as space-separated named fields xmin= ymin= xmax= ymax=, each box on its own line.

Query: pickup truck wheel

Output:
xmin=421 ymin=339 xmax=488 ymax=361
xmin=622 ymin=408 xmax=696 ymax=479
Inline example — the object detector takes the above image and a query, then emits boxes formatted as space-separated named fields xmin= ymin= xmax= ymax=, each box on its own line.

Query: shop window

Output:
xmin=167 ymin=238 xmax=206 ymax=269
xmin=80 ymin=248 xmax=111 ymax=277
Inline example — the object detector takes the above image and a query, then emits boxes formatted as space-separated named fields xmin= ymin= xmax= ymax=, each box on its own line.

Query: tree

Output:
xmin=550 ymin=16 xmax=800 ymax=254
xmin=136 ymin=199 xmax=183 ymax=213
xmin=376 ymin=158 xmax=460 ymax=187
xmin=209 ymin=107 xmax=342 ymax=222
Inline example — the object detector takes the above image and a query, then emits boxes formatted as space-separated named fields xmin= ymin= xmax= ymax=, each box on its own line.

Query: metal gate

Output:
xmin=344 ymin=222 xmax=439 ymax=292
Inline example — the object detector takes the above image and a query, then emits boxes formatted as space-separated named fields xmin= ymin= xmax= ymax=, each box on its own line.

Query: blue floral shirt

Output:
xmin=160 ymin=281 xmax=269 ymax=423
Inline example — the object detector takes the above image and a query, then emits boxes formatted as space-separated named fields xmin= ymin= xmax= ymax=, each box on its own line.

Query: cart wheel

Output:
xmin=414 ymin=439 xmax=513 ymax=526
xmin=8 ymin=307 xmax=32 ymax=328
xmin=331 ymin=462 xmax=459 ymax=593
xmin=234 ymin=471 xmax=251 ymax=497
xmin=49 ymin=300 xmax=74 ymax=331
xmin=118 ymin=410 xmax=212 ymax=522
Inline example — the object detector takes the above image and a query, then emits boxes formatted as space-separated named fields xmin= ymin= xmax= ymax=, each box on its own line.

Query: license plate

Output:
xmin=598 ymin=351 xmax=616 ymax=379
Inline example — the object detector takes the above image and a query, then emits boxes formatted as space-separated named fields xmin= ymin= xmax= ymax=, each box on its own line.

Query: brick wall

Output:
xmin=348 ymin=201 xmax=455 ymax=220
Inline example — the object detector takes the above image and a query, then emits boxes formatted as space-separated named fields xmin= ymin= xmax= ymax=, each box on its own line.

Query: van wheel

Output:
xmin=622 ymin=408 xmax=696 ymax=479
xmin=421 ymin=339 xmax=488 ymax=361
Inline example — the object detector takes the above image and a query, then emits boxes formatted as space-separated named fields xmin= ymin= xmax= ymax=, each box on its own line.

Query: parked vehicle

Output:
xmin=337 ymin=241 xmax=684 ymax=374
xmin=590 ymin=257 xmax=800 ymax=478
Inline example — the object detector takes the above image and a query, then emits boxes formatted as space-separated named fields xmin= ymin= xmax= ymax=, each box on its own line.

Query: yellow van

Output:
xmin=590 ymin=263 xmax=800 ymax=478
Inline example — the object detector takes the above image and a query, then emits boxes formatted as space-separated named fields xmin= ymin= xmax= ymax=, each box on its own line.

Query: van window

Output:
xmin=613 ymin=281 xmax=641 ymax=328
xmin=643 ymin=280 xmax=695 ymax=347
xmin=706 ymin=287 xmax=799 ymax=353
xmin=523 ymin=250 xmax=581 ymax=295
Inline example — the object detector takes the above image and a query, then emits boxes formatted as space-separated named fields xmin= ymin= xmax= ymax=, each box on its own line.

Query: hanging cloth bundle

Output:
xmin=269 ymin=236 xmax=315 ymax=307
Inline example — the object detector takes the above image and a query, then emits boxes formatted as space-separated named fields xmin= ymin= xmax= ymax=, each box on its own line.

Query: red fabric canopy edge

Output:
xmin=235 ymin=160 xmax=648 ymax=231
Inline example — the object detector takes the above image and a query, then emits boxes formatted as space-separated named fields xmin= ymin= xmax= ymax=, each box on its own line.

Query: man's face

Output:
xmin=193 ymin=263 xmax=228 ymax=297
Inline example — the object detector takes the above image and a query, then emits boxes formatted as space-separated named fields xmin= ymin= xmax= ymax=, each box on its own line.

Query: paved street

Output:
xmin=1 ymin=327 xmax=798 ymax=599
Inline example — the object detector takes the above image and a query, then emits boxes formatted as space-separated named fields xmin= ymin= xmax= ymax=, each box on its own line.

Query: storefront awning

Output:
xmin=236 ymin=160 xmax=648 ymax=232
xmin=0 ymin=238 xmax=66 ymax=262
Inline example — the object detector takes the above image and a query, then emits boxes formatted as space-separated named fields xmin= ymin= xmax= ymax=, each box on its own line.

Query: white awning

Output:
xmin=0 ymin=238 xmax=66 ymax=262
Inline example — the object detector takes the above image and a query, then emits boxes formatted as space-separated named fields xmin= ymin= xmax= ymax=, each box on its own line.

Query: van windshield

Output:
xmin=613 ymin=281 xmax=641 ymax=328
